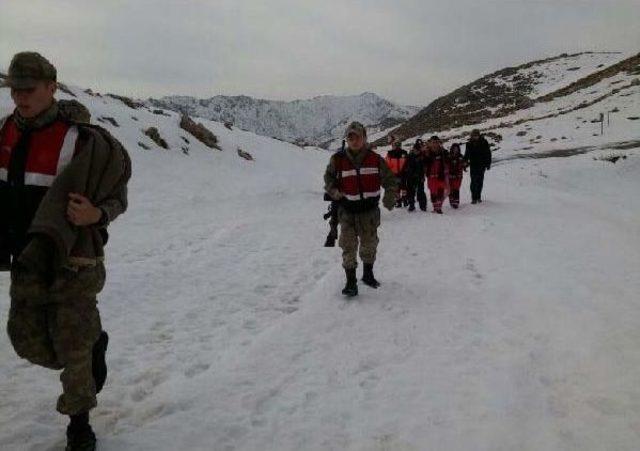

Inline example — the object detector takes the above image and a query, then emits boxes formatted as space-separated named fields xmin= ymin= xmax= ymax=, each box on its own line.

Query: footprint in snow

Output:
xmin=465 ymin=258 xmax=484 ymax=282
xmin=184 ymin=362 xmax=211 ymax=378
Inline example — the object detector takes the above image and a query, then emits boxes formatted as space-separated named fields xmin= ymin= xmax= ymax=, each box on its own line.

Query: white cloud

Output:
xmin=1 ymin=0 xmax=638 ymax=105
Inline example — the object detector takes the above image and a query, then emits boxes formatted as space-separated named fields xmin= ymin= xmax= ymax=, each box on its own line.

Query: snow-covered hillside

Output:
xmin=386 ymin=53 xmax=640 ymax=164
xmin=387 ymin=51 xmax=636 ymax=143
xmin=1 ymin=71 xmax=639 ymax=450
xmin=150 ymin=92 xmax=418 ymax=148
xmin=496 ymin=52 xmax=628 ymax=99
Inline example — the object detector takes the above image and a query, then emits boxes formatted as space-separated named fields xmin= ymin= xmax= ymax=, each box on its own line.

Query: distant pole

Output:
xmin=600 ymin=113 xmax=604 ymax=136
xmin=607 ymin=111 xmax=610 ymax=127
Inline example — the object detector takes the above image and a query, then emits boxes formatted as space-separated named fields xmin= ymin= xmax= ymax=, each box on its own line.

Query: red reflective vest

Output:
xmin=0 ymin=117 xmax=79 ymax=188
xmin=335 ymin=149 xmax=382 ymax=207
xmin=385 ymin=153 xmax=406 ymax=176
xmin=0 ymin=115 xmax=79 ymax=259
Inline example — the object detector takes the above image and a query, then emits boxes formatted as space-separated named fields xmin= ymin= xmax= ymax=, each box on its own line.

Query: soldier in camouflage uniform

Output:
xmin=324 ymin=122 xmax=398 ymax=297
xmin=1 ymin=52 xmax=129 ymax=451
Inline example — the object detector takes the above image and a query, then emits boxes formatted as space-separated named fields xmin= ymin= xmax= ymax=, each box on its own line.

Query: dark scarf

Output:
xmin=13 ymin=101 xmax=59 ymax=131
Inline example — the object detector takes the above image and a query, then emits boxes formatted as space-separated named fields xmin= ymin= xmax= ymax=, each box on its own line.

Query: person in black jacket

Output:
xmin=404 ymin=139 xmax=427 ymax=211
xmin=464 ymin=129 xmax=492 ymax=203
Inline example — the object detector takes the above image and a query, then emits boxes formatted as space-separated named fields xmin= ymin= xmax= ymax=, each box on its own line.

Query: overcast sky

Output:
xmin=1 ymin=0 xmax=638 ymax=105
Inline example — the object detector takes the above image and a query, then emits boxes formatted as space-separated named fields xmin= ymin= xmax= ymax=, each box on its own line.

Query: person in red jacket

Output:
xmin=385 ymin=141 xmax=408 ymax=208
xmin=447 ymin=143 xmax=467 ymax=209
xmin=424 ymin=136 xmax=449 ymax=214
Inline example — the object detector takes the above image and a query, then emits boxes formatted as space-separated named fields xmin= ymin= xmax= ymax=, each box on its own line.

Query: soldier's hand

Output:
xmin=67 ymin=193 xmax=103 ymax=226
xmin=382 ymin=194 xmax=396 ymax=211
xmin=328 ymin=188 xmax=344 ymax=201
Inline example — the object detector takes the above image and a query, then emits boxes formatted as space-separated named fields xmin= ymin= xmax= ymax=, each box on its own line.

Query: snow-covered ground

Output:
xmin=1 ymin=79 xmax=639 ymax=450
xmin=398 ymin=54 xmax=640 ymax=161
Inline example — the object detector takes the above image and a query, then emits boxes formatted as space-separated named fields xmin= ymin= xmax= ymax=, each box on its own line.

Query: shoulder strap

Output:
xmin=332 ymin=149 xmax=347 ymax=183
xmin=333 ymin=149 xmax=347 ymax=168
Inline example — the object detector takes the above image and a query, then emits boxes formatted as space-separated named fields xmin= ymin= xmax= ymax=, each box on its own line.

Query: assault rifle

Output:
xmin=324 ymin=140 xmax=345 ymax=247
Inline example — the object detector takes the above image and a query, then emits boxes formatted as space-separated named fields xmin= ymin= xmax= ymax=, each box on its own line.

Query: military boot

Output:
xmin=66 ymin=413 xmax=96 ymax=451
xmin=342 ymin=268 xmax=358 ymax=297
xmin=362 ymin=263 xmax=380 ymax=288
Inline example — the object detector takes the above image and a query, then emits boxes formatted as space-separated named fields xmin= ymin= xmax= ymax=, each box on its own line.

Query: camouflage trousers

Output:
xmin=338 ymin=206 xmax=381 ymax=270
xmin=7 ymin=263 xmax=105 ymax=416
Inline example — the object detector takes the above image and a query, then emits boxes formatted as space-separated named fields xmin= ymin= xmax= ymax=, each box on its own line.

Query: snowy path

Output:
xmin=1 ymin=150 xmax=639 ymax=451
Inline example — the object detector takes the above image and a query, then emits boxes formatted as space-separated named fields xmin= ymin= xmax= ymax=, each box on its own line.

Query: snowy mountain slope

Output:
xmin=1 ymin=72 xmax=639 ymax=450
xmin=505 ymin=51 xmax=628 ymax=99
xmin=383 ymin=53 xmax=640 ymax=164
xmin=383 ymin=51 xmax=635 ymax=144
xmin=149 ymin=92 xmax=419 ymax=148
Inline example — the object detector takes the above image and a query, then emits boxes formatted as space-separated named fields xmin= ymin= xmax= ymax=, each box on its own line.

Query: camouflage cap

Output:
xmin=344 ymin=121 xmax=366 ymax=139
xmin=2 ymin=52 xmax=57 ymax=89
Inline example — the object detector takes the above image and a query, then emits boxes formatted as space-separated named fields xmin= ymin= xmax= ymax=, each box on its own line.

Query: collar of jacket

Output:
xmin=345 ymin=145 xmax=371 ymax=166
xmin=13 ymin=101 xmax=59 ymax=132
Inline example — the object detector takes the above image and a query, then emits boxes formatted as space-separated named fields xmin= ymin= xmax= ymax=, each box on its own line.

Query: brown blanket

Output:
xmin=22 ymin=124 xmax=131 ymax=268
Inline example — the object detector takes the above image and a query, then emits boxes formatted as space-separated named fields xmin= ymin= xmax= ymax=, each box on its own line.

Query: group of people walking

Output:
xmin=382 ymin=129 xmax=492 ymax=213
xmin=324 ymin=122 xmax=492 ymax=298
xmin=0 ymin=50 xmax=494 ymax=451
